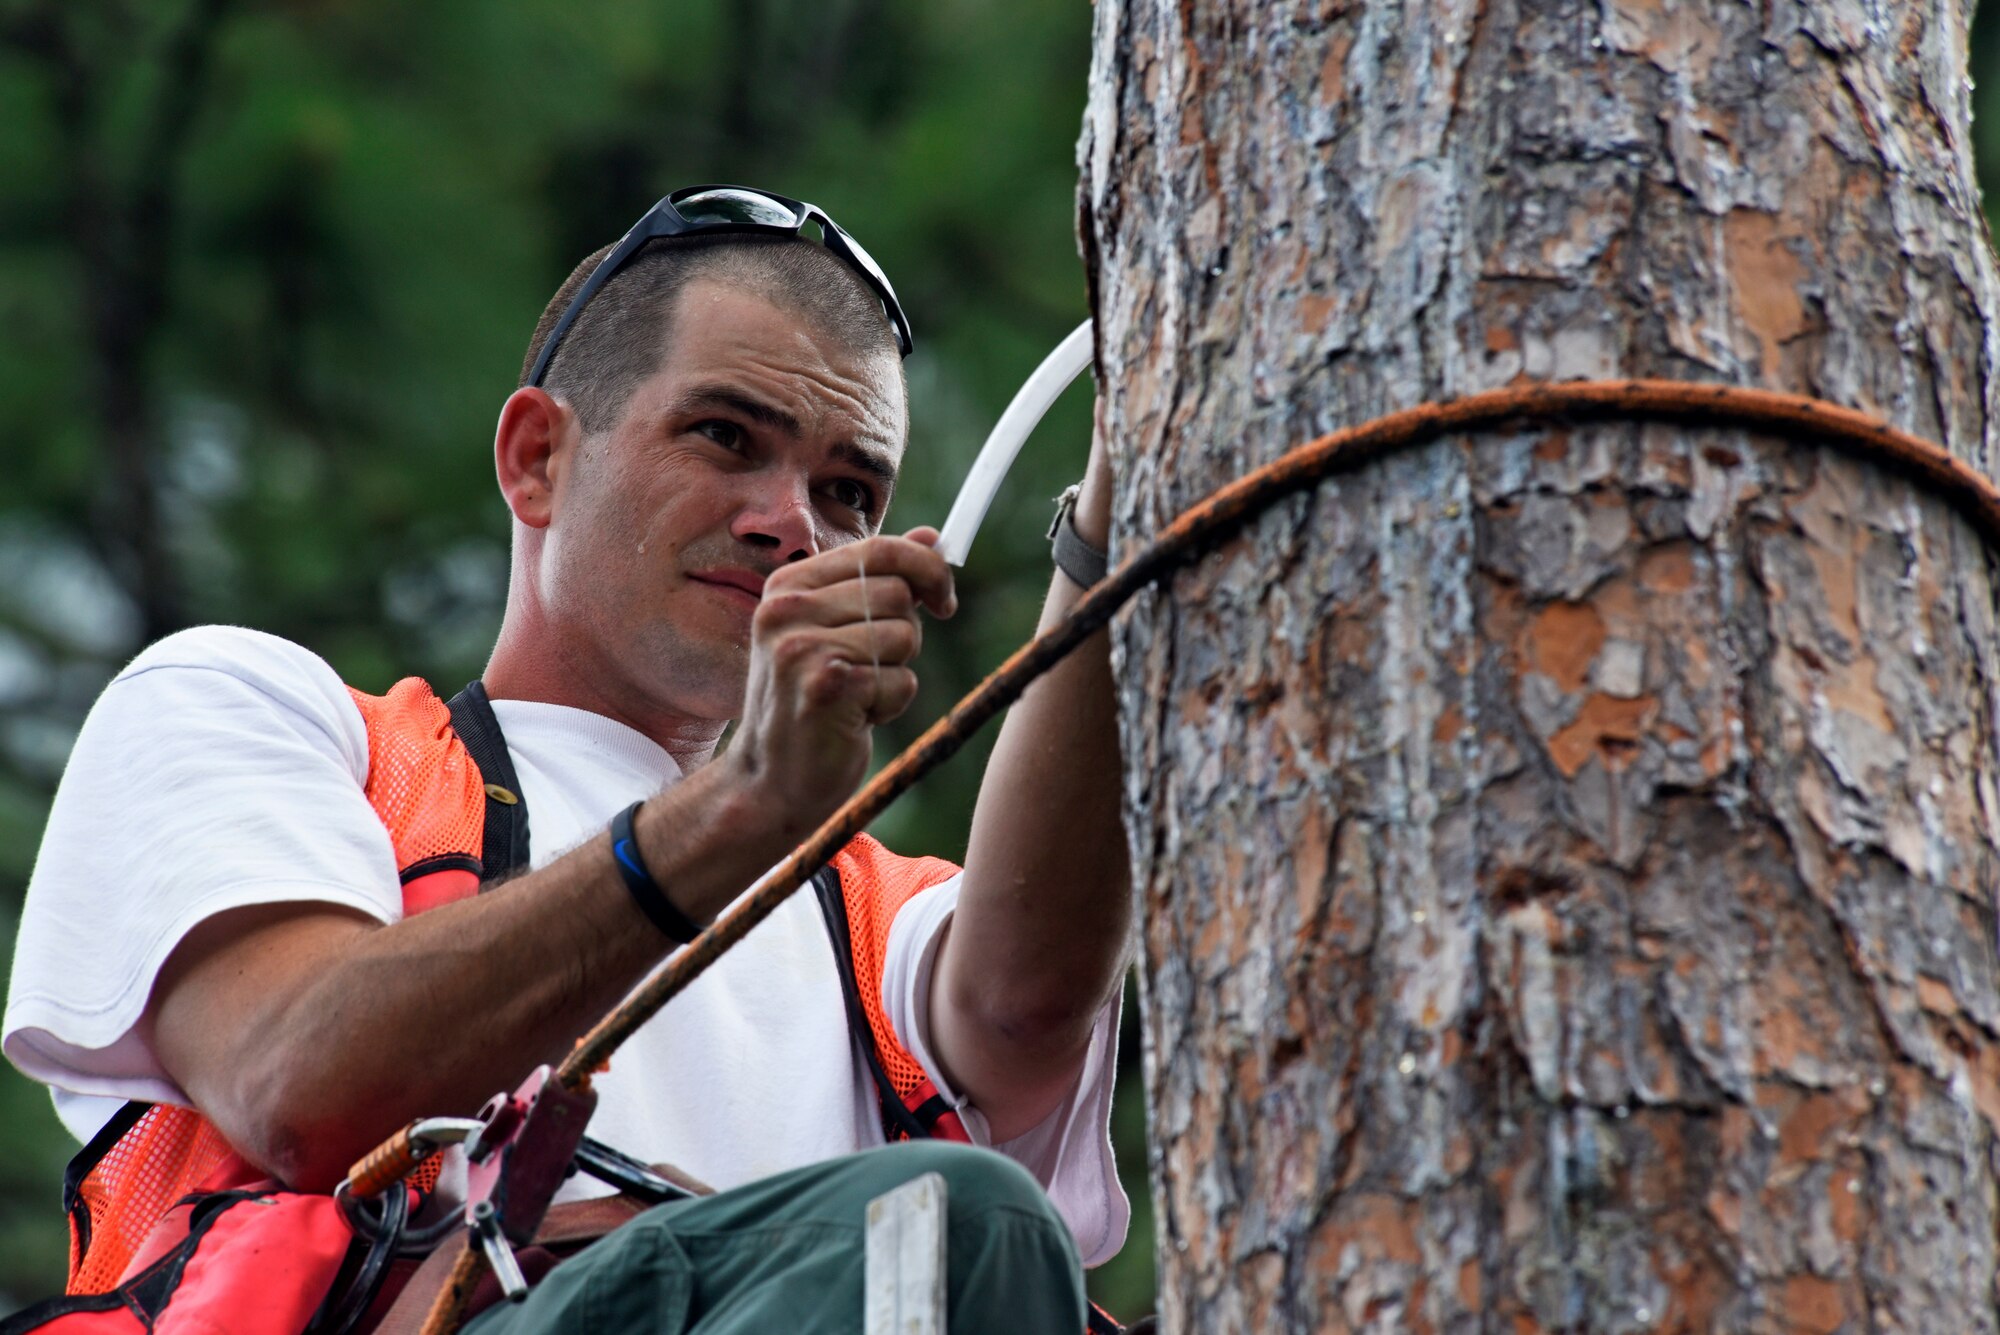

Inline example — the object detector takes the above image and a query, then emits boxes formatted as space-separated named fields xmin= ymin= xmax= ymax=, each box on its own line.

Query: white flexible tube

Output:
xmin=935 ymin=319 xmax=1095 ymax=567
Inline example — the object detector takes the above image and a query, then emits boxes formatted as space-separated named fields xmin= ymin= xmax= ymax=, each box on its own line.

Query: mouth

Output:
xmin=689 ymin=568 xmax=767 ymax=611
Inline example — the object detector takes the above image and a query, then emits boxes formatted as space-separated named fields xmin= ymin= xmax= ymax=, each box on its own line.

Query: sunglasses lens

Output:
xmin=674 ymin=188 xmax=801 ymax=228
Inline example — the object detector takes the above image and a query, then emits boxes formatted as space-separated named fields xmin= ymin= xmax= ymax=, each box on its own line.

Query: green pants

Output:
xmin=464 ymin=1141 xmax=1086 ymax=1334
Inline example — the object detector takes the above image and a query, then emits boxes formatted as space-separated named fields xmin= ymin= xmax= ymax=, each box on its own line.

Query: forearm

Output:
xmin=154 ymin=753 xmax=788 ymax=1189
xmin=225 ymin=862 xmax=655 ymax=1187
xmin=954 ymin=588 xmax=1129 ymax=1032
xmin=936 ymin=448 xmax=1132 ymax=1135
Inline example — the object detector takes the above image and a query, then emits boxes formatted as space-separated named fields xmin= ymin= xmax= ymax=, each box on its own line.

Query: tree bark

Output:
xmin=1081 ymin=2 xmax=2000 ymax=1330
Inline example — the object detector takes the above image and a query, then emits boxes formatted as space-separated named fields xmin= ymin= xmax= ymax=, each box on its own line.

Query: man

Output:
xmin=4 ymin=187 xmax=1131 ymax=1332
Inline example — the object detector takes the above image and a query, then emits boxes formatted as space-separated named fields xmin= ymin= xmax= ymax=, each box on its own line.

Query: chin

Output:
xmin=636 ymin=650 xmax=748 ymax=722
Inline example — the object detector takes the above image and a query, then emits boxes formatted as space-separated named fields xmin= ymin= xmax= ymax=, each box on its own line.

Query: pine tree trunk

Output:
xmin=1080 ymin=2 xmax=2000 ymax=1329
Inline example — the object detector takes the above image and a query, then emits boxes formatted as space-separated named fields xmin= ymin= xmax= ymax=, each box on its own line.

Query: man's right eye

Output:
xmin=693 ymin=420 xmax=744 ymax=451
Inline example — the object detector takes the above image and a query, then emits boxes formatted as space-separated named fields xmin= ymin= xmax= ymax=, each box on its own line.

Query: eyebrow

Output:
xmin=830 ymin=441 xmax=899 ymax=496
xmin=669 ymin=382 xmax=901 ymax=496
xmin=669 ymin=385 xmax=802 ymax=437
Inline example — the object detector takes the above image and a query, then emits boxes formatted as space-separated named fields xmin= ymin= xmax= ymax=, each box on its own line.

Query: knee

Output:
xmin=894 ymin=1144 xmax=1075 ymax=1270
xmin=888 ymin=1144 xmax=1084 ymax=1331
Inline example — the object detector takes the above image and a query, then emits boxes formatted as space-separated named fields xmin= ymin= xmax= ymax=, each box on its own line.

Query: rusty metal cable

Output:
xmin=393 ymin=377 xmax=2000 ymax=1333
xmin=556 ymin=378 xmax=2000 ymax=1085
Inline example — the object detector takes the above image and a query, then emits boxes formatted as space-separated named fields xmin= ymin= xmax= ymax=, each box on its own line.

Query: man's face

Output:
xmin=536 ymin=277 xmax=909 ymax=722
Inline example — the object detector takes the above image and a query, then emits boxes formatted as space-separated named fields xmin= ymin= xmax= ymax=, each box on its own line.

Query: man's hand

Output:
xmin=725 ymin=528 xmax=956 ymax=837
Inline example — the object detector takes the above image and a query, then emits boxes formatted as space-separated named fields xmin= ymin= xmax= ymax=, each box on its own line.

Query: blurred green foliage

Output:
xmin=10 ymin=0 xmax=2000 ymax=1322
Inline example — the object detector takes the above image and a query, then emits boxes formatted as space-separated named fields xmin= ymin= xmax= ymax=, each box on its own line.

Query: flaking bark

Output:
xmin=1081 ymin=1 xmax=2000 ymax=1330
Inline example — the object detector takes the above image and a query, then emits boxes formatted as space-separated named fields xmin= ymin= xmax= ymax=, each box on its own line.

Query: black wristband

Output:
xmin=609 ymin=800 xmax=700 ymax=944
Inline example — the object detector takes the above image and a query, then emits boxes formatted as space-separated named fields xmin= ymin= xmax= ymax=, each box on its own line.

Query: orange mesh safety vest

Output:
xmin=60 ymin=676 xmax=964 ymax=1297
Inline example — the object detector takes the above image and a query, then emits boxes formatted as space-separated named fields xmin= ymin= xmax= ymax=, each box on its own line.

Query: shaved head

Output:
xmin=521 ymin=235 xmax=904 ymax=435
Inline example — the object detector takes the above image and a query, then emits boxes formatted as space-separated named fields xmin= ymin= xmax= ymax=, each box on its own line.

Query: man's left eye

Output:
xmin=829 ymin=479 xmax=874 ymax=513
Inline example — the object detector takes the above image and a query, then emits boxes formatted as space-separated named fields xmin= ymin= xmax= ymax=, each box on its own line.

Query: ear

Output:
xmin=495 ymin=387 xmax=571 ymax=529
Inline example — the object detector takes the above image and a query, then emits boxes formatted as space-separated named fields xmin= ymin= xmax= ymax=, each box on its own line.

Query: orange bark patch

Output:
xmin=1802 ymin=540 xmax=1859 ymax=641
xmin=1725 ymin=209 xmax=1809 ymax=383
xmin=1639 ymin=544 xmax=1697 ymax=594
xmin=1699 ymin=728 xmax=1735 ymax=779
xmin=1334 ymin=600 xmax=1381 ymax=664
xmin=1528 ymin=600 xmax=1606 ymax=692
xmin=1781 ymin=1275 xmax=1845 ymax=1335
xmin=1299 ymin=292 xmax=1336 ymax=333
xmin=1778 ymin=1092 xmax=1852 ymax=1164
xmin=1760 ymin=999 xmax=1824 ymax=1071
xmin=1319 ymin=33 xmax=1352 ymax=104
xmin=1890 ymin=1065 xmax=1928 ymax=1120
xmin=1828 ymin=1167 xmax=1864 ymax=1243
xmin=1317 ymin=1193 xmax=1422 ymax=1266
xmin=1755 ymin=969 xmax=1836 ymax=1077
xmin=1625 ymin=1113 xmax=1687 ymax=1209
xmin=1607 ymin=0 xmax=1722 ymax=75
xmin=1486 ymin=323 xmax=1519 ymax=353
xmin=1917 ymin=974 xmax=1959 ymax=1016
xmin=1808 ymin=644 xmax=1892 ymax=734
xmin=1179 ymin=101 xmax=1204 ymax=147
xmin=1443 ymin=1125 xmax=1473 ymax=1176
xmin=1547 ymin=693 xmax=1655 ymax=776
xmin=1293 ymin=804 xmax=1330 ymax=927
xmin=1434 ymin=703 xmax=1466 ymax=745
xmin=1706 ymin=1183 xmax=1743 ymax=1238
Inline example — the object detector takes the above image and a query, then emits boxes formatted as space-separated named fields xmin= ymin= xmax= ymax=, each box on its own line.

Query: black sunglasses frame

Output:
xmin=524 ymin=185 xmax=913 ymax=389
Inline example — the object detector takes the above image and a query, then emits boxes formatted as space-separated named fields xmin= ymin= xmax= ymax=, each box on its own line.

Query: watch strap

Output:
xmin=1048 ymin=484 xmax=1109 ymax=588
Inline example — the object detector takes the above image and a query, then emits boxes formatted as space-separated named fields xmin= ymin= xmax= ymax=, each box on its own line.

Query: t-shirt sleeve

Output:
xmin=3 ymin=626 xmax=403 ymax=1114
xmin=880 ymin=875 xmax=1131 ymax=1268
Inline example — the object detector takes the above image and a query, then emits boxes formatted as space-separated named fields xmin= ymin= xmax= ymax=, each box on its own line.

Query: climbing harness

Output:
xmin=6 ymin=683 xmax=965 ymax=1335
xmin=379 ymin=376 xmax=2000 ymax=1335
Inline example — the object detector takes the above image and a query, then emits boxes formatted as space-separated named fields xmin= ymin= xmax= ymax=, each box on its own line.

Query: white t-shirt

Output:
xmin=2 ymin=626 xmax=1128 ymax=1266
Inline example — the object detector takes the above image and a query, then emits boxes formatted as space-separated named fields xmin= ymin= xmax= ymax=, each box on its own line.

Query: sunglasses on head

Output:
xmin=525 ymin=184 xmax=914 ymax=388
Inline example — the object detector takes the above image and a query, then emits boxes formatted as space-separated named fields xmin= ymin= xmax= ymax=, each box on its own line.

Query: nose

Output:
xmin=729 ymin=471 xmax=820 ymax=563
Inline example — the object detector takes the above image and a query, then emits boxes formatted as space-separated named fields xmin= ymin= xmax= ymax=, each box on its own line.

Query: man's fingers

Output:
xmin=799 ymin=633 xmax=922 ymax=710
xmin=821 ymin=617 xmax=922 ymax=668
xmin=867 ymin=666 xmax=920 ymax=725
xmin=756 ymin=576 xmax=917 ymax=630
xmin=808 ymin=660 xmax=919 ymax=725
xmin=766 ymin=536 xmax=957 ymax=619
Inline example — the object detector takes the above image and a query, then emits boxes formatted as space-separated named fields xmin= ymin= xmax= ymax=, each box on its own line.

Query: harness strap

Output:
xmin=444 ymin=681 xmax=531 ymax=885
xmin=813 ymin=866 xmax=950 ymax=1143
xmin=59 ymin=1099 xmax=150 ymax=1278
